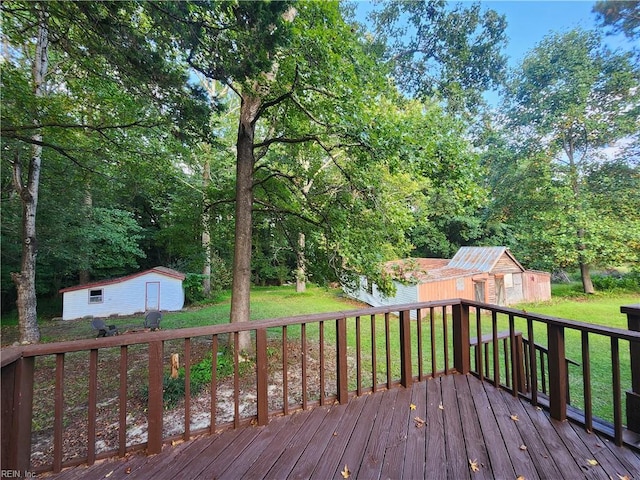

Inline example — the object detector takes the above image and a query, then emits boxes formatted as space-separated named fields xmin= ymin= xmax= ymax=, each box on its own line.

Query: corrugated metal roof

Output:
xmin=448 ymin=246 xmax=517 ymax=272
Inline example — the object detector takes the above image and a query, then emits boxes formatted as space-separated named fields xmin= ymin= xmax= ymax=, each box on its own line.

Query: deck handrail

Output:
xmin=2 ymin=299 xmax=639 ymax=474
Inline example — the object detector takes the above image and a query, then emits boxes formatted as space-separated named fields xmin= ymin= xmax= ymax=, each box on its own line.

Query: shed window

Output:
xmin=89 ymin=289 xmax=103 ymax=304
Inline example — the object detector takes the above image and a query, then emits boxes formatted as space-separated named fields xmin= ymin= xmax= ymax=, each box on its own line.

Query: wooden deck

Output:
xmin=43 ymin=374 xmax=640 ymax=480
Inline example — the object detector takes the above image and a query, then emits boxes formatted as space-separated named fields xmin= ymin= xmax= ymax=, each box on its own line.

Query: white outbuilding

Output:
xmin=59 ymin=266 xmax=185 ymax=320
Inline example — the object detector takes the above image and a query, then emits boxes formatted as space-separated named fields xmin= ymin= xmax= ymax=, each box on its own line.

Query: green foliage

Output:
xmin=591 ymin=270 xmax=640 ymax=292
xmin=139 ymin=347 xmax=244 ymax=409
xmin=370 ymin=0 xmax=508 ymax=115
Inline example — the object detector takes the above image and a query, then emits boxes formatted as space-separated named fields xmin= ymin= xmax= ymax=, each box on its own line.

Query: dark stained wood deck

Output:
xmin=43 ymin=374 xmax=640 ymax=479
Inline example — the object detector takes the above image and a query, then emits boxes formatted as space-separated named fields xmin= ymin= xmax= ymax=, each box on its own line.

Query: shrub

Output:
xmin=139 ymin=346 xmax=248 ymax=409
xmin=591 ymin=270 xmax=640 ymax=292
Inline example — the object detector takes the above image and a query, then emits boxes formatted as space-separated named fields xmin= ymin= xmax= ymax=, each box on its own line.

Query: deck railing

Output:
xmin=2 ymin=299 xmax=639 ymax=474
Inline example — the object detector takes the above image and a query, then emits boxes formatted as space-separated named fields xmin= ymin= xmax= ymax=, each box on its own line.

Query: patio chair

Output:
xmin=144 ymin=311 xmax=162 ymax=331
xmin=91 ymin=317 xmax=119 ymax=337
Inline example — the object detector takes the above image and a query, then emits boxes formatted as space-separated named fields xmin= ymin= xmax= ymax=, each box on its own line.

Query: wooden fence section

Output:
xmin=2 ymin=300 xmax=640 ymax=474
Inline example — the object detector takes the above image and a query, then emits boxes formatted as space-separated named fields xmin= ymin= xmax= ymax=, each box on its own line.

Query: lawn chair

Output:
xmin=91 ymin=318 xmax=119 ymax=337
xmin=144 ymin=311 xmax=162 ymax=331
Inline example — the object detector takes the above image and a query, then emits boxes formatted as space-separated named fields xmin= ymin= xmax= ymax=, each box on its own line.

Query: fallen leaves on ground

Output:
xmin=516 ymin=476 xmax=526 ymax=480
xmin=341 ymin=464 xmax=351 ymax=478
xmin=519 ymin=445 xmax=527 ymax=451
xmin=586 ymin=459 xmax=598 ymax=466
xmin=617 ymin=475 xmax=630 ymax=480
xmin=438 ymin=402 xmax=444 ymax=410
xmin=510 ymin=414 xmax=519 ymax=422
xmin=410 ymin=403 xmax=416 ymax=410
xmin=414 ymin=416 xmax=426 ymax=428
xmin=469 ymin=459 xmax=480 ymax=472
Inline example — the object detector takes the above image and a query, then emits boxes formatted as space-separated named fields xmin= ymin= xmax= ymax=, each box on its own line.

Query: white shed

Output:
xmin=59 ymin=267 xmax=185 ymax=320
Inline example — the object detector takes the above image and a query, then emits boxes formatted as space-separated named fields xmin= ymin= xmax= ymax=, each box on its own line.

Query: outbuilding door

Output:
xmin=146 ymin=282 xmax=160 ymax=311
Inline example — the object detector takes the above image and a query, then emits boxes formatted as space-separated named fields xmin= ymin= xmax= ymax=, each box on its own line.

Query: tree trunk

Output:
xmin=12 ymin=5 xmax=49 ymax=344
xmin=296 ymin=232 xmax=306 ymax=293
xmin=230 ymin=94 xmax=260 ymax=352
xmin=580 ymin=262 xmax=595 ymax=294
xmin=79 ymin=188 xmax=92 ymax=285
xmin=202 ymin=156 xmax=212 ymax=297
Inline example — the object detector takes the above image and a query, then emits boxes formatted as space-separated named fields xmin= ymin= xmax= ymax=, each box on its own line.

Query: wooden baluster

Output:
xmin=336 ymin=317 xmax=348 ymax=404
xmin=356 ymin=316 xmax=362 ymax=396
xmin=385 ymin=312 xmax=391 ymax=388
xmin=443 ymin=306 xmax=449 ymax=373
xmin=371 ymin=314 xmax=377 ymax=392
xmin=430 ymin=307 xmax=436 ymax=378
xmin=611 ymin=337 xmax=622 ymax=446
xmin=87 ymin=349 xmax=98 ymax=464
xmin=119 ymin=346 xmax=128 ymax=456
xmin=319 ymin=321 xmax=325 ymax=405
xmin=399 ymin=309 xmax=412 ymax=388
xmin=547 ymin=324 xmax=567 ymax=421
xmin=147 ymin=341 xmax=164 ymax=455
xmin=184 ymin=338 xmax=191 ymax=440
xmin=282 ymin=327 xmax=289 ymax=415
xmin=256 ymin=328 xmax=269 ymax=426
xmin=210 ymin=335 xmax=218 ymax=435
xmin=475 ymin=307 xmax=483 ymax=381
xmin=233 ymin=332 xmax=240 ymax=428
xmin=53 ymin=353 xmax=64 ymax=472
xmin=527 ymin=319 xmax=538 ymax=406
xmin=302 ymin=323 xmax=307 ymax=410
xmin=417 ymin=309 xmax=424 ymax=382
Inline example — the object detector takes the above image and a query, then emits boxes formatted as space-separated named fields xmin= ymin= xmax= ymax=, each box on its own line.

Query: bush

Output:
xmin=139 ymin=347 xmax=247 ymax=409
xmin=591 ymin=269 xmax=640 ymax=292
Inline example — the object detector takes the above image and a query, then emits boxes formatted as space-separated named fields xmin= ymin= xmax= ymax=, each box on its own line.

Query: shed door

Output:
xmin=146 ymin=282 xmax=160 ymax=311
xmin=495 ymin=277 xmax=506 ymax=305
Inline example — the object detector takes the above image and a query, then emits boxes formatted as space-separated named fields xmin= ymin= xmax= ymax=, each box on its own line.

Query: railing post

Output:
xmin=147 ymin=341 xmax=164 ymax=455
xmin=336 ymin=317 xmax=349 ymax=404
xmin=547 ymin=324 xmax=567 ymax=421
xmin=1 ymin=354 xmax=34 ymax=473
xmin=399 ymin=310 xmax=412 ymax=388
xmin=453 ymin=302 xmax=470 ymax=374
xmin=622 ymin=304 xmax=640 ymax=434
xmin=255 ymin=328 xmax=269 ymax=426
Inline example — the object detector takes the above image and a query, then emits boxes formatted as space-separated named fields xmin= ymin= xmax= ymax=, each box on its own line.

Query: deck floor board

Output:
xmin=41 ymin=374 xmax=640 ymax=479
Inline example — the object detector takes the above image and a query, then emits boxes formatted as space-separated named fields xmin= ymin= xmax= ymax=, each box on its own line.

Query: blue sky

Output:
xmin=484 ymin=1 xmax=611 ymax=66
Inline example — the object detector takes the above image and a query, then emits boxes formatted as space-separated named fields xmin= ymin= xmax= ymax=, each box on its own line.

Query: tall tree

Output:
xmin=502 ymin=29 xmax=640 ymax=292
xmin=152 ymin=1 xmax=393 ymax=341
xmin=1 ymin=1 xmax=209 ymax=342
xmin=369 ymin=0 xmax=507 ymax=116
xmin=593 ymin=1 xmax=640 ymax=40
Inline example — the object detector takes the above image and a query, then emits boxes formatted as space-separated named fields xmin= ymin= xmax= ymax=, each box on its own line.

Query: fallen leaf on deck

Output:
xmin=438 ymin=402 xmax=444 ymax=410
xmin=105 ymin=472 xmax=113 ymax=478
xmin=410 ymin=403 xmax=416 ymax=410
xmin=510 ymin=414 xmax=519 ymax=422
xmin=333 ymin=431 xmax=338 ymax=436
xmin=516 ymin=476 xmax=526 ymax=480
xmin=586 ymin=459 xmax=598 ymax=466
xmin=519 ymin=445 xmax=527 ymax=451
xmin=414 ymin=416 xmax=426 ymax=428
xmin=125 ymin=467 xmax=132 ymax=474
xmin=618 ymin=475 xmax=630 ymax=480
xmin=341 ymin=464 xmax=351 ymax=478
xmin=469 ymin=459 xmax=480 ymax=472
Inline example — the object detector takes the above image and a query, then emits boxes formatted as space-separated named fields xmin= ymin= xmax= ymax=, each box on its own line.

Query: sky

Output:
xmin=483 ymin=1 xmax=614 ymax=67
